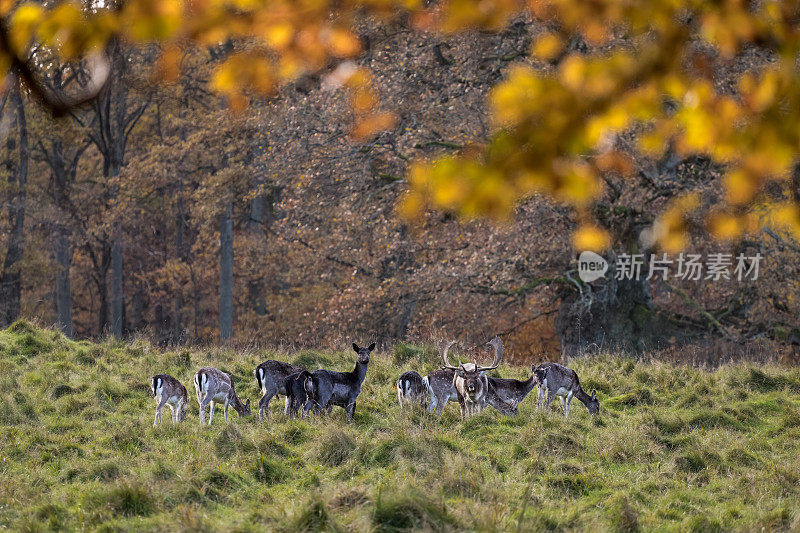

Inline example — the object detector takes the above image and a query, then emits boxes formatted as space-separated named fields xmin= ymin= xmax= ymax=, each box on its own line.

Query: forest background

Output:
xmin=1 ymin=1 xmax=799 ymax=364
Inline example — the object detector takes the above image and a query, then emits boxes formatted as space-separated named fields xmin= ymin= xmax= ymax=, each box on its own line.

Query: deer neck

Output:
xmin=230 ymin=388 xmax=246 ymax=414
xmin=574 ymin=386 xmax=592 ymax=406
xmin=521 ymin=373 xmax=538 ymax=395
xmin=351 ymin=360 xmax=369 ymax=385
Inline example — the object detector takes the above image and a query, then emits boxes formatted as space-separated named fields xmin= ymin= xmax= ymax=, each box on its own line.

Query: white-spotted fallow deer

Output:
xmin=422 ymin=341 xmax=459 ymax=415
xmin=534 ymin=362 xmax=599 ymax=417
xmin=194 ymin=367 xmax=251 ymax=425
xmin=151 ymin=374 xmax=188 ymax=427
xmin=441 ymin=339 xmax=503 ymax=418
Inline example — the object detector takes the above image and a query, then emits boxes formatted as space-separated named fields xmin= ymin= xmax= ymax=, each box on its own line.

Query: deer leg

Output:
xmin=347 ymin=401 xmax=356 ymax=423
xmin=544 ymin=390 xmax=555 ymax=409
xmin=537 ymin=387 xmax=545 ymax=409
xmin=258 ymin=389 xmax=275 ymax=422
xmin=565 ymin=391 xmax=573 ymax=418
xmin=224 ymin=398 xmax=230 ymax=423
xmin=208 ymin=401 xmax=216 ymax=425
xmin=427 ymin=393 xmax=437 ymax=413
xmin=198 ymin=390 xmax=214 ymax=425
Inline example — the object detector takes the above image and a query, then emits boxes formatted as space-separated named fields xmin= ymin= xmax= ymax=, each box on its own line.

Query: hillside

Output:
xmin=1 ymin=321 xmax=800 ymax=531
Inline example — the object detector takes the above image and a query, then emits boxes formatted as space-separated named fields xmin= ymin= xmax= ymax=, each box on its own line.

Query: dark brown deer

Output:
xmin=441 ymin=338 xmax=503 ymax=418
xmin=483 ymin=338 xmax=539 ymax=415
xmin=534 ymin=362 xmax=599 ymax=417
xmin=254 ymin=360 xmax=305 ymax=421
xmin=303 ymin=342 xmax=374 ymax=422
xmin=396 ymin=370 xmax=427 ymax=408
xmin=284 ymin=370 xmax=314 ymax=417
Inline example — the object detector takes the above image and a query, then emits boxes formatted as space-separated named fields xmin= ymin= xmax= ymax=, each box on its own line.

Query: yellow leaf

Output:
xmin=572 ymin=225 xmax=609 ymax=252
xmin=530 ymin=32 xmax=563 ymax=61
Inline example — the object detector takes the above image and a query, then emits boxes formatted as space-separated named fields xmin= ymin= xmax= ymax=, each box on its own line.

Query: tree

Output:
xmin=0 ymin=78 xmax=28 ymax=327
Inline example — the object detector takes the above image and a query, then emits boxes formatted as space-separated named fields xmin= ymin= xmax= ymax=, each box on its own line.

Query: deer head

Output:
xmin=587 ymin=390 xmax=599 ymax=415
xmin=353 ymin=342 xmax=375 ymax=364
xmin=441 ymin=339 xmax=503 ymax=401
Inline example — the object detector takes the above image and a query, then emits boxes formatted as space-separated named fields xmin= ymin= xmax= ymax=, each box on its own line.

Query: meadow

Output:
xmin=1 ymin=321 xmax=800 ymax=532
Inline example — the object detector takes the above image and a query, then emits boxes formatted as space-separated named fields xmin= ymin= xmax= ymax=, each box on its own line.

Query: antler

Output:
xmin=440 ymin=340 xmax=460 ymax=370
xmin=476 ymin=337 xmax=504 ymax=372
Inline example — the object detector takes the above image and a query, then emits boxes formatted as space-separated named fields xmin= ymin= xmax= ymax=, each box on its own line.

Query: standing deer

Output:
xmin=441 ymin=338 xmax=503 ymax=418
xmin=151 ymin=374 xmax=188 ymax=427
xmin=304 ymin=342 xmax=374 ymax=422
xmin=194 ymin=367 xmax=251 ymax=425
xmin=396 ymin=370 xmax=427 ymax=408
xmin=534 ymin=362 xmax=599 ymax=417
xmin=483 ymin=338 xmax=539 ymax=415
xmin=422 ymin=341 xmax=459 ymax=415
xmin=284 ymin=370 xmax=314 ymax=417
xmin=254 ymin=360 xmax=305 ymax=421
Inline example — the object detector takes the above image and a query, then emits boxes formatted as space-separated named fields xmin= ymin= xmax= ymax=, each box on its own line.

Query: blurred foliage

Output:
xmin=3 ymin=0 xmax=800 ymax=249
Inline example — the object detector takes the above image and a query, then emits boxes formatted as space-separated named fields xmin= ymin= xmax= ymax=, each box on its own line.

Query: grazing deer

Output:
xmin=441 ymin=338 xmax=503 ymax=418
xmin=422 ymin=341 xmax=459 ymax=415
xmin=396 ymin=371 xmax=427 ymax=408
xmin=482 ymin=338 xmax=539 ymax=415
xmin=303 ymin=342 xmax=374 ymax=422
xmin=534 ymin=362 xmax=599 ymax=417
xmin=254 ymin=360 xmax=305 ymax=421
xmin=194 ymin=367 xmax=251 ymax=425
xmin=151 ymin=374 xmax=188 ymax=427
xmin=284 ymin=370 xmax=314 ymax=417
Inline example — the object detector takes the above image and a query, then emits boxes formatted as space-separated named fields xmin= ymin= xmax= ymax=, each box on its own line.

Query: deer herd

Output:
xmin=150 ymin=338 xmax=599 ymax=427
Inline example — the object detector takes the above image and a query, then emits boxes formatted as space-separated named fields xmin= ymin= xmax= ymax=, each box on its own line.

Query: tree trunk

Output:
xmin=0 ymin=82 xmax=28 ymax=327
xmin=555 ymin=253 xmax=697 ymax=356
xmin=111 ymin=239 xmax=124 ymax=336
xmin=54 ymin=231 xmax=73 ymax=337
xmin=248 ymin=178 xmax=267 ymax=316
xmin=173 ymin=196 xmax=185 ymax=343
xmin=219 ymin=201 xmax=234 ymax=340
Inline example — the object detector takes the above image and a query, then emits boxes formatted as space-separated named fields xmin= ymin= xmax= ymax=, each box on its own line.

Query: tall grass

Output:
xmin=1 ymin=320 xmax=800 ymax=530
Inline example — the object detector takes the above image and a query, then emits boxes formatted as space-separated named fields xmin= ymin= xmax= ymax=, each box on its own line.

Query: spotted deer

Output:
xmin=151 ymin=374 xmax=188 ymax=427
xmin=254 ymin=360 xmax=305 ymax=421
xmin=534 ymin=362 xmax=599 ymax=417
xmin=422 ymin=341 xmax=459 ymax=415
xmin=194 ymin=367 xmax=251 ymax=425
xmin=396 ymin=371 xmax=427 ymax=408
xmin=303 ymin=342 xmax=374 ymax=422
xmin=441 ymin=338 xmax=503 ymax=418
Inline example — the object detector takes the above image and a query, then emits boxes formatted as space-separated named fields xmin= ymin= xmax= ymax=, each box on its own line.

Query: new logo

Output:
xmin=578 ymin=251 xmax=608 ymax=283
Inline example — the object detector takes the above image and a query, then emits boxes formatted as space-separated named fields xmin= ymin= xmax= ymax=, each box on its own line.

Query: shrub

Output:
xmin=105 ymin=483 xmax=154 ymax=517
xmin=253 ymin=455 xmax=287 ymax=484
xmin=315 ymin=429 xmax=355 ymax=466
xmin=373 ymin=490 xmax=455 ymax=532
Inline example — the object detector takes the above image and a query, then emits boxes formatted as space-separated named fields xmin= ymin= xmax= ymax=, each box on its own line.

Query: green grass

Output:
xmin=2 ymin=320 xmax=800 ymax=531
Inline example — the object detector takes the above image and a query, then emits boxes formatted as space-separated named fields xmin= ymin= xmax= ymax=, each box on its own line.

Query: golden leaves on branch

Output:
xmin=403 ymin=0 xmax=800 ymax=251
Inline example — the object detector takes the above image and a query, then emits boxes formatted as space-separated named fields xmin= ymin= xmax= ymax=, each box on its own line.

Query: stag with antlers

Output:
xmin=440 ymin=338 xmax=504 ymax=418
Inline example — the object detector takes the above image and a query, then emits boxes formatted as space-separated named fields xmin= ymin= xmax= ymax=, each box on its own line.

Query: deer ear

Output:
xmin=368 ymin=342 xmax=376 ymax=352
xmin=352 ymin=343 xmax=360 ymax=353
xmin=591 ymin=390 xmax=597 ymax=400
xmin=246 ymin=399 xmax=251 ymax=407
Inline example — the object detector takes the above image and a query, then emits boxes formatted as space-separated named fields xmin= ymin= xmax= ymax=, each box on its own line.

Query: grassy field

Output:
xmin=2 ymin=321 xmax=800 ymax=531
